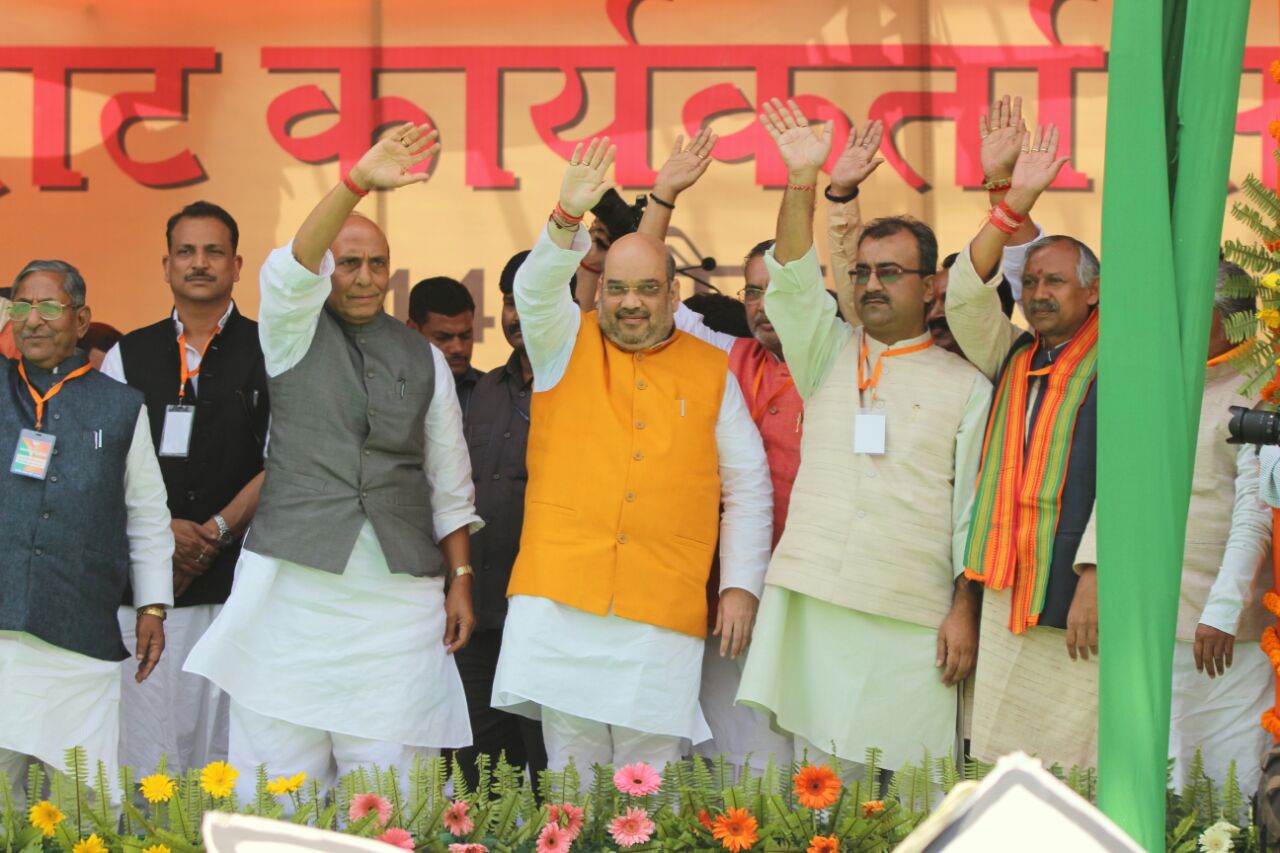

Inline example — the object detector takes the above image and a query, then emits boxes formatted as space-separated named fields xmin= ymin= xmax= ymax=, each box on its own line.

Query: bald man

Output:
xmin=184 ymin=127 xmax=483 ymax=797
xmin=490 ymin=138 xmax=772 ymax=773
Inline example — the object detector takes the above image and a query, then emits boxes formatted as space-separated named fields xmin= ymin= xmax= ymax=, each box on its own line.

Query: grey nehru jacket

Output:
xmin=249 ymin=307 xmax=445 ymax=578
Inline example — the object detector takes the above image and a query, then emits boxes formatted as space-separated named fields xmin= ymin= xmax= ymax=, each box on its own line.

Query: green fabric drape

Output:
xmin=1098 ymin=0 xmax=1250 ymax=849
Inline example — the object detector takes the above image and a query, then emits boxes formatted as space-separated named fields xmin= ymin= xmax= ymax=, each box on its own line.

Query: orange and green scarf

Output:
xmin=963 ymin=309 xmax=1098 ymax=633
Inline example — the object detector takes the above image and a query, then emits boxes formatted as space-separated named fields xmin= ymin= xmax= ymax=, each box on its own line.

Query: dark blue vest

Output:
xmin=0 ymin=352 xmax=144 ymax=661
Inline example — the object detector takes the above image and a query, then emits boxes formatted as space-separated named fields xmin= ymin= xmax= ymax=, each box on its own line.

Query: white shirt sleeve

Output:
xmin=423 ymin=344 xmax=484 ymax=541
xmin=674 ymin=303 xmax=740 ymax=354
xmin=99 ymin=343 xmax=126 ymax=384
xmin=1259 ymin=445 xmax=1280 ymax=509
xmin=952 ymin=373 xmax=994 ymax=575
xmin=124 ymin=405 xmax=174 ymax=607
xmin=515 ymin=224 xmax=588 ymax=391
xmin=715 ymin=375 xmax=773 ymax=598
xmin=1201 ymin=445 xmax=1272 ymax=634
xmin=1000 ymin=223 xmax=1045 ymax=302
xmin=258 ymin=240 xmax=336 ymax=377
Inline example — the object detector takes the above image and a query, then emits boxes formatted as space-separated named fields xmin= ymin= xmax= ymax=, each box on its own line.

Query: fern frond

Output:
xmin=1230 ymin=202 xmax=1280 ymax=245
xmin=1225 ymin=240 xmax=1277 ymax=274
xmin=1241 ymin=175 xmax=1280 ymax=224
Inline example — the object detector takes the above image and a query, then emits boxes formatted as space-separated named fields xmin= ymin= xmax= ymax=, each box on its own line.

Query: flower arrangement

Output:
xmin=0 ymin=747 xmax=1260 ymax=852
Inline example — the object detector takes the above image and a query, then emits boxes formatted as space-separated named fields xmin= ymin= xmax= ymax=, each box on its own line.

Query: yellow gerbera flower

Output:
xmin=200 ymin=760 xmax=240 ymax=799
xmin=142 ymin=845 xmax=172 ymax=853
xmin=72 ymin=834 xmax=108 ymax=853
xmin=139 ymin=773 xmax=176 ymax=803
xmin=1262 ymin=273 xmax=1280 ymax=291
xmin=27 ymin=800 xmax=65 ymax=837
xmin=1260 ymin=309 xmax=1280 ymax=331
xmin=267 ymin=772 xmax=307 ymax=796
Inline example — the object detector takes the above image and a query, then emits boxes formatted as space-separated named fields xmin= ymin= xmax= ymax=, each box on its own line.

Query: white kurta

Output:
xmin=183 ymin=243 xmax=482 ymax=748
xmin=0 ymin=404 xmax=173 ymax=789
xmin=491 ymin=225 xmax=773 ymax=742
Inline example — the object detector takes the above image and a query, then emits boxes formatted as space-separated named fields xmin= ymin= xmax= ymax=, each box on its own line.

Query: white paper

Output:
xmin=853 ymin=411 xmax=886 ymax=455
xmin=159 ymin=405 xmax=195 ymax=457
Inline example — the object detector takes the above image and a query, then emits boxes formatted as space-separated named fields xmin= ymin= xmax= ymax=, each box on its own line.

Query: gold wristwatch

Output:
xmin=452 ymin=565 xmax=474 ymax=579
xmin=137 ymin=604 xmax=168 ymax=621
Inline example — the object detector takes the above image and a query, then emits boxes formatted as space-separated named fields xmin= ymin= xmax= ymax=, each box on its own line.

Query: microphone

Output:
xmin=677 ymin=256 xmax=717 ymax=275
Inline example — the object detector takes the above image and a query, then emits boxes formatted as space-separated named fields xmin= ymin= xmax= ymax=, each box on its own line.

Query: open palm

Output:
xmin=980 ymin=94 xmax=1026 ymax=180
xmin=829 ymin=120 xmax=885 ymax=193
xmin=1011 ymin=124 xmax=1069 ymax=195
xmin=760 ymin=98 xmax=831 ymax=178
xmin=654 ymin=128 xmax=718 ymax=196
xmin=560 ymin=137 xmax=617 ymax=217
xmin=351 ymin=123 xmax=439 ymax=189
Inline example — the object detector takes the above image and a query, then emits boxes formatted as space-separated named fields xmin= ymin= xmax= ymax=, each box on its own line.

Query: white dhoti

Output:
xmin=492 ymin=595 xmax=711 ymax=773
xmin=696 ymin=636 xmax=793 ymax=775
xmin=0 ymin=631 xmax=122 ymax=806
xmin=970 ymin=587 xmax=1099 ymax=771
xmin=184 ymin=523 xmax=471 ymax=798
xmin=118 ymin=604 xmax=228 ymax=776
xmin=1170 ymin=639 xmax=1272 ymax=793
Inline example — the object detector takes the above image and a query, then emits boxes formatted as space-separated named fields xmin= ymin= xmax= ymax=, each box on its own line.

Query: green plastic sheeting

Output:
xmin=1097 ymin=0 xmax=1250 ymax=849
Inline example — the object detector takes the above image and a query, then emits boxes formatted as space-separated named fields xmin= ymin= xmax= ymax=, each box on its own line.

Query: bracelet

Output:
xmin=648 ymin=192 xmax=675 ymax=210
xmin=824 ymin=185 xmax=859 ymax=203
xmin=995 ymin=199 xmax=1026 ymax=225
xmin=137 ymin=604 xmax=168 ymax=621
xmin=579 ymin=260 xmax=602 ymax=275
xmin=787 ymin=183 xmax=817 ymax=192
xmin=342 ymin=173 xmax=370 ymax=198
xmin=554 ymin=202 xmax=584 ymax=223
xmin=983 ymin=176 xmax=1012 ymax=192
xmin=549 ymin=208 xmax=581 ymax=232
xmin=988 ymin=204 xmax=1024 ymax=235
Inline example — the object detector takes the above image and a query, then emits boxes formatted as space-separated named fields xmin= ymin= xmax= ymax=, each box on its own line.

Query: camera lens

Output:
xmin=1228 ymin=405 xmax=1280 ymax=445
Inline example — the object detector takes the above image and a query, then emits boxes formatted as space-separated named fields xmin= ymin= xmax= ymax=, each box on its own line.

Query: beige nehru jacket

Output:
xmin=1180 ymin=364 xmax=1271 ymax=642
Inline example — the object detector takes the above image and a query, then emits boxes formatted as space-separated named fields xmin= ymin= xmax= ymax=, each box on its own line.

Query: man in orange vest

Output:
xmin=491 ymin=137 xmax=773 ymax=773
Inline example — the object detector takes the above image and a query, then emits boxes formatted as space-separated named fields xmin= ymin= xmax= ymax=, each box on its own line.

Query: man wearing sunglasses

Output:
xmin=736 ymin=99 xmax=993 ymax=780
xmin=0 ymin=260 xmax=173 ymax=803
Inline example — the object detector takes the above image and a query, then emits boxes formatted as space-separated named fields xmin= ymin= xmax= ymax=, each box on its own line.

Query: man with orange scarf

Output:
xmin=945 ymin=114 xmax=1100 ymax=771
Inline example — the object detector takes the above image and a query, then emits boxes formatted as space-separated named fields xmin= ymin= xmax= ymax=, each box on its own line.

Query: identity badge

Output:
xmin=159 ymin=404 xmax=196 ymax=458
xmin=11 ymin=428 xmax=55 ymax=479
xmin=853 ymin=411 xmax=887 ymax=455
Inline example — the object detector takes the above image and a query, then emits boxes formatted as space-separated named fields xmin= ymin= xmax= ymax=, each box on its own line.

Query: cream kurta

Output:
xmin=737 ymin=243 xmax=990 ymax=769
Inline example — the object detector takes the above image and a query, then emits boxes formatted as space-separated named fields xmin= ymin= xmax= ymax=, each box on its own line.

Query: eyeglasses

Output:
xmin=603 ymin=282 xmax=664 ymax=298
xmin=851 ymin=264 xmax=932 ymax=286
xmin=738 ymin=285 xmax=766 ymax=303
xmin=7 ymin=300 xmax=82 ymax=322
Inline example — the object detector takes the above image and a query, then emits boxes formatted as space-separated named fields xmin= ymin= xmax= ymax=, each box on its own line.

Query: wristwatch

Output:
xmin=137 ymin=604 xmax=167 ymax=621
xmin=212 ymin=513 xmax=235 ymax=548
xmin=452 ymin=565 xmax=474 ymax=579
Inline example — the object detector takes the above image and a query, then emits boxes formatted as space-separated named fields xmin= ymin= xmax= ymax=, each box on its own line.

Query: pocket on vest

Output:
xmin=267 ymin=463 xmax=327 ymax=493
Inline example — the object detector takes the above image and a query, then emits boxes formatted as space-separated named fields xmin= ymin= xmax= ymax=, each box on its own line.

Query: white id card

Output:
xmin=11 ymin=428 xmax=55 ymax=479
xmin=159 ymin=404 xmax=196 ymax=457
xmin=853 ymin=411 xmax=886 ymax=455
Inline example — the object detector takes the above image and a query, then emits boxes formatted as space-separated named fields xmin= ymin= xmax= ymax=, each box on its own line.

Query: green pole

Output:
xmin=1097 ymin=0 xmax=1250 ymax=848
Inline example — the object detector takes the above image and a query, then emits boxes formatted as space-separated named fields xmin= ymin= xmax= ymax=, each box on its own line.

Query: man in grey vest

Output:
xmin=0 ymin=259 xmax=173 ymax=804
xmin=185 ymin=124 xmax=482 ymax=797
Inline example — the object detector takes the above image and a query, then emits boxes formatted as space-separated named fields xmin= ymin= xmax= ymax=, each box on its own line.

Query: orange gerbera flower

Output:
xmin=698 ymin=809 xmax=713 ymax=830
xmin=792 ymin=764 xmax=841 ymax=810
xmin=711 ymin=807 xmax=758 ymax=852
xmin=807 ymin=835 xmax=840 ymax=853
xmin=861 ymin=800 xmax=885 ymax=817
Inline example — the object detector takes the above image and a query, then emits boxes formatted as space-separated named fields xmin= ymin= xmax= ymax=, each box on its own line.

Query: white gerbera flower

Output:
xmin=1198 ymin=821 xmax=1238 ymax=853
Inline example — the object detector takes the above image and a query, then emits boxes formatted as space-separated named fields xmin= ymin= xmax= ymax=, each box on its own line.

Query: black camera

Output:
xmin=1228 ymin=405 xmax=1280 ymax=445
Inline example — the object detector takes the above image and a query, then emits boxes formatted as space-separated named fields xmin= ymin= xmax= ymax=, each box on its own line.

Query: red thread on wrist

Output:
xmin=554 ymin=203 xmax=584 ymax=224
xmin=342 ymin=173 xmax=370 ymax=198
xmin=988 ymin=207 xmax=1019 ymax=235
xmin=995 ymin=200 xmax=1026 ymax=225
xmin=579 ymin=260 xmax=602 ymax=274
xmin=787 ymin=184 xmax=817 ymax=192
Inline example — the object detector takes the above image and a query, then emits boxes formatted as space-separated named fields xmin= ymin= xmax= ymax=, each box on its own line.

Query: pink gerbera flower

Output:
xmin=609 ymin=806 xmax=655 ymax=848
xmin=375 ymin=827 xmax=415 ymax=850
xmin=537 ymin=822 xmax=572 ymax=853
xmin=560 ymin=803 xmax=585 ymax=840
xmin=613 ymin=762 xmax=662 ymax=796
xmin=442 ymin=800 xmax=474 ymax=836
xmin=349 ymin=793 xmax=393 ymax=827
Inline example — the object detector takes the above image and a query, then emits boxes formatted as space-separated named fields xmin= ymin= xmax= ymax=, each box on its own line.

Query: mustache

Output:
xmin=616 ymin=309 xmax=650 ymax=319
xmin=1027 ymin=299 xmax=1059 ymax=313
xmin=504 ymin=322 xmax=522 ymax=336
xmin=185 ymin=273 xmax=215 ymax=281
xmin=927 ymin=316 xmax=950 ymax=333
xmin=860 ymin=294 xmax=889 ymax=305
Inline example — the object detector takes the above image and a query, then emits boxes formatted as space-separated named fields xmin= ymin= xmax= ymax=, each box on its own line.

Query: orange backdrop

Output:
xmin=1 ymin=0 xmax=1277 ymax=370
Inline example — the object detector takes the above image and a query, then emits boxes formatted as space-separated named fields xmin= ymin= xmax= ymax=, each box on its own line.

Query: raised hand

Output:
xmin=653 ymin=128 xmax=718 ymax=199
xmin=829 ymin=120 xmax=885 ymax=195
xmin=560 ymin=137 xmax=618 ymax=218
xmin=759 ymin=98 xmax=832 ymax=182
xmin=979 ymin=94 xmax=1027 ymax=181
xmin=1010 ymin=124 xmax=1069 ymax=196
xmin=348 ymin=123 xmax=440 ymax=191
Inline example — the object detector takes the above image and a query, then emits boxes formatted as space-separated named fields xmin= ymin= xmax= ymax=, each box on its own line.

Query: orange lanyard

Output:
xmin=749 ymin=357 xmax=795 ymax=423
xmin=857 ymin=331 xmax=933 ymax=402
xmin=17 ymin=361 xmax=93 ymax=430
xmin=176 ymin=329 xmax=219 ymax=400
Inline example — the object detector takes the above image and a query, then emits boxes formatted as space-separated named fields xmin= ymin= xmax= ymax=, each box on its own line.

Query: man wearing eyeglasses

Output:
xmin=735 ymin=100 xmax=993 ymax=779
xmin=0 ymin=260 xmax=173 ymax=803
xmin=491 ymin=136 xmax=772 ymax=774
xmin=99 ymin=201 xmax=270 ymax=777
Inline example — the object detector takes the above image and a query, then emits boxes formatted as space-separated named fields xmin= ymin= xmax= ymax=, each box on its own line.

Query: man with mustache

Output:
xmin=925 ymin=254 xmax=1017 ymax=358
xmin=101 ymin=201 xmax=269 ymax=776
xmin=491 ymin=137 xmax=772 ymax=773
xmin=408 ymin=277 xmax=482 ymax=418
xmin=944 ymin=112 xmax=1100 ymax=770
xmin=735 ymin=100 xmax=993 ymax=778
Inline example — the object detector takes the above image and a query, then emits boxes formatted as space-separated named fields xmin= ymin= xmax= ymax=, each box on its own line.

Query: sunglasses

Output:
xmin=851 ymin=264 xmax=931 ymax=286
xmin=7 ymin=300 xmax=82 ymax=321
